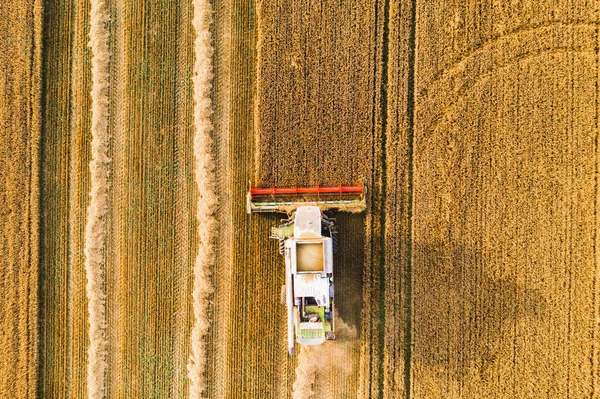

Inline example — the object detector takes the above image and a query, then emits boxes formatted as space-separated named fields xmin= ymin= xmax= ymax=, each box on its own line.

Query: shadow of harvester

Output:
xmin=412 ymin=241 xmax=548 ymax=389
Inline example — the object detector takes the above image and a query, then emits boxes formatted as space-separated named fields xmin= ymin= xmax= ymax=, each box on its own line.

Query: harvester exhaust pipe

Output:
xmin=247 ymin=183 xmax=366 ymax=214
xmin=285 ymin=240 xmax=295 ymax=355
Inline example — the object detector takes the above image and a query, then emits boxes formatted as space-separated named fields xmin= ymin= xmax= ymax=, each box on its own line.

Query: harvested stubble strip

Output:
xmin=86 ymin=0 xmax=111 ymax=397
xmin=171 ymin=0 xmax=197 ymax=396
xmin=205 ymin=0 xmax=232 ymax=396
xmin=218 ymin=1 xmax=287 ymax=396
xmin=292 ymin=318 xmax=358 ymax=399
xmin=188 ymin=0 xmax=217 ymax=398
xmin=68 ymin=0 xmax=93 ymax=396
xmin=102 ymin=0 xmax=195 ymax=395
xmin=293 ymin=346 xmax=317 ymax=399
xmin=38 ymin=0 xmax=95 ymax=396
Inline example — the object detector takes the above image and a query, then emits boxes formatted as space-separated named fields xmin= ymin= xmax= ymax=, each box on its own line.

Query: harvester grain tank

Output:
xmin=247 ymin=184 xmax=366 ymax=355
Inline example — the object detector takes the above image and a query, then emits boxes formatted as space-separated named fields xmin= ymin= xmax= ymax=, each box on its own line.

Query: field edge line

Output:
xmin=30 ymin=0 xmax=45 ymax=396
xmin=377 ymin=0 xmax=391 ymax=396
xmin=404 ymin=0 xmax=417 ymax=397
xmin=593 ymin=19 xmax=600 ymax=399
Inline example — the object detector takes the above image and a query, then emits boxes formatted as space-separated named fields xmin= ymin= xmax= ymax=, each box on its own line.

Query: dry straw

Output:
xmin=188 ymin=0 xmax=216 ymax=398
xmin=86 ymin=0 xmax=110 ymax=397
xmin=293 ymin=317 xmax=358 ymax=398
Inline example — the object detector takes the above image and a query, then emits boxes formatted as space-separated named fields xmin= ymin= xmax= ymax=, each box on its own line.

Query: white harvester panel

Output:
xmin=293 ymin=273 xmax=330 ymax=307
xmin=293 ymin=206 xmax=322 ymax=238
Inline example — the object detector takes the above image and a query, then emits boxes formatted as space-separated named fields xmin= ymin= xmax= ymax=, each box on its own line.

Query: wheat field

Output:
xmin=1 ymin=0 xmax=599 ymax=398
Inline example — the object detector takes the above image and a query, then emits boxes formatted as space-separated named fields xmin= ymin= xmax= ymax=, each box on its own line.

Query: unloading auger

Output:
xmin=247 ymin=184 xmax=366 ymax=355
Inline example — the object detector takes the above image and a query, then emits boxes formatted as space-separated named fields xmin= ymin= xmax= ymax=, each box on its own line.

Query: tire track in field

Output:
xmin=86 ymin=0 xmax=111 ymax=397
xmin=417 ymin=20 xmax=598 ymax=101
xmin=403 ymin=0 xmax=416 ymax=397
xmin=38 ymin=0 xmax=93 ymax=396
xmin=359 ymin=0 xmax=388 ymax=396
xmin=67 ymin=1 xmax=93 ymax=397
xmin=594 ymin=19 xmax=600 ymax=398
xmin=387 ymin=0 xmax=417 ymax=397
xmin=375 ymin=0 xmax=391 ymax=396
xmin=378 ymin=0 xmax=415 ymax=397
xmin=207 ymin=0 xmax=232 ymax=397
xmin=28 ymin=1 xmax=43 ymax=396
xmin=104 ymin=0 xmax=125 ymax=394
xmin=417 ymin=24 xmax=597 ymax=138
xmin=189 ymin=0 xmax=217 ymax=397
xmin=172 ymin=1 xmax=196 ymax=397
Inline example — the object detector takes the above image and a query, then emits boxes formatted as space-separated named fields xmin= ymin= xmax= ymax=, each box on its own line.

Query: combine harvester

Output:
xmin=247 ymin=184 xmax=366 ymax=355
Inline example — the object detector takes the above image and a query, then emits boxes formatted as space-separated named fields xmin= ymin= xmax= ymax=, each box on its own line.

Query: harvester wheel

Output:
xmin=332 ymin=233 xmax=338 ymax=254
xmin=278 ymin=238 xmax=285 ymax=255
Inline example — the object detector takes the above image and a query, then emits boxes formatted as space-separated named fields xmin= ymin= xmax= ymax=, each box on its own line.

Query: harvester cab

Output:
xmin=247 ymin=184 xmax=366 ymax=355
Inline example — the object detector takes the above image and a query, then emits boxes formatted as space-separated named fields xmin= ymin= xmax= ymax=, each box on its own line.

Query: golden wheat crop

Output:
xmin=410 ymin=2 xmax=600 ymax=398
xmin=2 ymin=1 xmax=599 ymax=398
xmin=0 ymin=0 xmax=43 ymax=397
